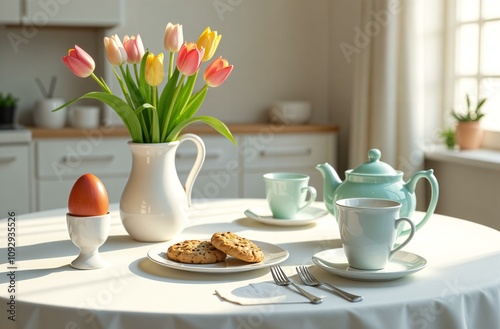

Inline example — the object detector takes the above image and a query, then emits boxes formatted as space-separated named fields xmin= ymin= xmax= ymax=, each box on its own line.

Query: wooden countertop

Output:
xmin=29 ymin=123 xmax=339 ymax=139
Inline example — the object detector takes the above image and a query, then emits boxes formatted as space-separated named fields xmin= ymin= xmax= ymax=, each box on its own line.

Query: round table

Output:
xmin=1 ymin=199 xmax=499 ymax=329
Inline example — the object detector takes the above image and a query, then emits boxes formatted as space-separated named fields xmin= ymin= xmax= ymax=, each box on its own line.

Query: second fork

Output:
xmin=296 ymin=266 xmax=363 ymax=302
xmin=270 ymin=265 xmax=323 ymax=304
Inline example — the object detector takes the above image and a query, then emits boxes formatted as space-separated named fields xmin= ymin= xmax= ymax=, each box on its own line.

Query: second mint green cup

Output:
xmin=263 ymin=172 xmax=317 ymax=219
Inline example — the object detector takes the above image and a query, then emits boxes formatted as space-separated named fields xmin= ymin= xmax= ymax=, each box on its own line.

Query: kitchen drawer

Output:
xmin=241 ymin=133 xmax=335 ymax=169
xmin=175 ymin=135 xmax=239 ymax=172
xmin=242 ymin=169 xmax=324 ymax=200
xmin=0 ymin=1 xmax=21 ymax=24
xmin=0 ymin=144 xmax=31 ymax=214
xmin=176 ymin=135 xmax=239 ymax=199
xmin=37 ymin=176 xmax=127 ymax=211
xmin=36 ymin=138 xmax=131 ymax=179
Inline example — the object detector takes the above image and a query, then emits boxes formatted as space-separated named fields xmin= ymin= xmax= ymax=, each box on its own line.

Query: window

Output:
xmin=452 ymin=0 xmax=500 ymax=132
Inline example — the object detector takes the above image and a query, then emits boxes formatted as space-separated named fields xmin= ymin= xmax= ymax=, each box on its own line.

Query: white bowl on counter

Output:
xmin=269 ymin=101 xmax=312 ymax=125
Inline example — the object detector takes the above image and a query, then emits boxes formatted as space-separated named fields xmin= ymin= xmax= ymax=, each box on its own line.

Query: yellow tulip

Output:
xmin=145 ymin=53 xmax=164 ymax=86
xmin=197 ymin=27 xmax=221 ymax=62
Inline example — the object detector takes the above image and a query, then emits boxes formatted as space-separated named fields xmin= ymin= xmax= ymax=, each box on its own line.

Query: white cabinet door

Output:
xmin=241 ymin=133 xmax=336 ymax=200
xmin=38 ymin=176 xmax=127 ymax=211
xmin=0 ymin=144 xmax=31 ymax=214
xmin=243 ymin=169 xmax=324 ymax=199
xmin=35 ymin=137 xmax=131 ymax=211
xmin=176 ymin=135 xmax=239 ymax=199
xmin=22 ymin=0 xmax=122 ymax=27
xmin=0 ymin=1 xmax=21 ymax=24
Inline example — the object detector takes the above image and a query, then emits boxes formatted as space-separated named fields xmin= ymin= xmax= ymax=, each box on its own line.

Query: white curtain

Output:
xmin=349 ymin=0 xmax=443 ymax=176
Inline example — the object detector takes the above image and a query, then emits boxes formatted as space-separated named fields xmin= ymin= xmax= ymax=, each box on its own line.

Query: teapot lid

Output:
xmin=350 ymin=149 xmax=398 ymax=175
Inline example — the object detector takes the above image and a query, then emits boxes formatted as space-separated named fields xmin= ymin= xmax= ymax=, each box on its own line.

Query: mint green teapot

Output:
xmin=317 ymin=149 xmax=439 ymax=236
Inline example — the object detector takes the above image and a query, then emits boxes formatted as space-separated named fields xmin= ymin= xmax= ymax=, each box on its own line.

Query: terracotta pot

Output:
xmin=455 ymin=122 xmax=483 ymax=150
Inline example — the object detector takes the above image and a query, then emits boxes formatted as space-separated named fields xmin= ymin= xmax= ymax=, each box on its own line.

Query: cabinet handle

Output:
xmin=0 ymin=156 xmax=16 ymax=164
xmin=260 ymin=147 xmax=312 ymax=157
xmin=176 ymin=152 xmax=221 ymax=160
xmin=62 ymin=154 xmax=115 ymax=164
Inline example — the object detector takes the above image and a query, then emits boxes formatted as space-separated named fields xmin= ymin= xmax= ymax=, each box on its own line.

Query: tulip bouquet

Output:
xmin=58 ymin=23 xmax=235 ymax=144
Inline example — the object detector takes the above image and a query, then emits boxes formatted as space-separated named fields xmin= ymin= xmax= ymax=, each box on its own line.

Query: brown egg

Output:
xmin=68 ymin=173 xmax=109 ymax=216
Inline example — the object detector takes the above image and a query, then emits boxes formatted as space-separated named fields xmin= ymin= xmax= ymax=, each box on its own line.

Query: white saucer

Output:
xmin=312 ymin=248 xmax=427 ymax=281
xmin=244 ymin=206 xmax=329 ymax=226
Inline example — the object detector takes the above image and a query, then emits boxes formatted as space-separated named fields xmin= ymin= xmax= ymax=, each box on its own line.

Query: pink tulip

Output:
xmin=123 ymin=34 xmax=145 ymax=64
xmin=203 ymin=57 xmax=233 ymax=87
xmin=63 ymin=45 xmax=95 ymax=78
xmin=164 ymin=23 xmax=183 ymax=53
xmin=104 ymin=34 xmax=127 ymax=66
xmin=176 ymin=42 xmax=204 ymax=76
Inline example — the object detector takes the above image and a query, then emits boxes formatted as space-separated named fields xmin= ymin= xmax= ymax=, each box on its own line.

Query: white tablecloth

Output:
xmin=1 ymin=199 xmax=499 ymax=329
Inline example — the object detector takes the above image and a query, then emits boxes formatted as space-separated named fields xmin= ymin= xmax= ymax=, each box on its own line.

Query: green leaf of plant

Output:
xmin=139 ymin=51 xmax=151 ymax=103
xmin=52 ymin=97 xmax=82 ymax=112
xmin=158 ymin=68 xmax=180 ymax=124
xmin=165 ymin=115 xmax=236 ymax=145
xmin=113 ymin=67 xmax=134 ymax=108
xmin=172 ymin=72 xmax=198 ymax=117
xmin=171 ymin=87 xmax=208 ymax=129
xmin=134 ymin=103 xmax=160 ymax=143
xmin=124 ymin=65 xmax=144 ymax=107
xmin=80 ymin=92 xmax=143 ymax=143
xmin=476 ymin=98 xmax=487 ymax=111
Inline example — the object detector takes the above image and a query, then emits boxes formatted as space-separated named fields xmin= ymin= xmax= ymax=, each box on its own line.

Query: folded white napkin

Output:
xmin=215 ymin=281 xmax=324 ymax=305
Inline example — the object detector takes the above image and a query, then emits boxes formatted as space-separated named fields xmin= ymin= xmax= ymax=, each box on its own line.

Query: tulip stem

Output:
xmin=133 ymin=64 xmax=140 ymax=85
xmin=161 ymin=74 xmax=185 ymax=142
xmin=168 ymin=52 xmax=175 ymax=79
xmin=91 ymin=73 xmax=111 ymax=94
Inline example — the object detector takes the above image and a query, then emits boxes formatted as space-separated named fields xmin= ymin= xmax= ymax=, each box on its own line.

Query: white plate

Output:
xmin=148 ymin=240 xmax=289 ymax=273
xmin=244 ymin=206 xmax=329 ymax=226
xmin=312 ymin=248 xmax=427 ymax=281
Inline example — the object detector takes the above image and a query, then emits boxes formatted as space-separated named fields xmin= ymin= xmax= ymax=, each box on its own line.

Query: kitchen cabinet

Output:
xmin=30 ymin=125 xmax=338 ymax=211
xmin=33 ymin=136 xmax=240 ymax=211
xmin=0 ymin=0 xmax=122 ymax=27
xmin=0 ymin=1 xmax=21 ymax=24
xmin=35 ymin=137 xmax=131 ymax=211
xmin=177 ymin=135 xmax=240 ymax=201
xmin=0 ymin=144 xmax=31 ymax=214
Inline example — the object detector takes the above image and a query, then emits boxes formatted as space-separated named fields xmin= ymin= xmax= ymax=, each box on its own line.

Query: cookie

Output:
xmin=167 ymin=240 xmax=227 ymax=264
xmin=211 ymin=232 xmax=264 ymax=263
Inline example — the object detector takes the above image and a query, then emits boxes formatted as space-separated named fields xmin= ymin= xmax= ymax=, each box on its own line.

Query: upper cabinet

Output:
xmin=0 ymin=0 xmax=122 ymax=27
xmin=0 ymin=1 xmax=21 ymax=24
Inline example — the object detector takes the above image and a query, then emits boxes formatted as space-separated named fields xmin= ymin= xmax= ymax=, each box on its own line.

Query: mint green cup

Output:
xmin=264 ymin=173 xmax=317 ymax=219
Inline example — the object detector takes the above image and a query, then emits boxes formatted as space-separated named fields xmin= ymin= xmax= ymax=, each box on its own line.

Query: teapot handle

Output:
xmin=178 ymin=133 xmax=206 ymax=207
xmin=401 ymin=169 xmax=439 ymax=235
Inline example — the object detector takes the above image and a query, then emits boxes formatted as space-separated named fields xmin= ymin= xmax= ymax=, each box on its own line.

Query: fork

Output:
xmin=296 ymin=266 xmax=363 ymax=302
xmin=270 ymin=265 xmax=323 ymax=304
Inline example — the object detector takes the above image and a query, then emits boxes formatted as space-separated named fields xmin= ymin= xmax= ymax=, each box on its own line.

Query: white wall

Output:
xmin=105 ymin=0 xmax=331 ymax=124
xmin=0 ymin=0 xmax=361 ymax=174
xmin=328 ymin=0 xmax=361 ymax=177
xmin=0 ymin=26 xmax=103 ymax=123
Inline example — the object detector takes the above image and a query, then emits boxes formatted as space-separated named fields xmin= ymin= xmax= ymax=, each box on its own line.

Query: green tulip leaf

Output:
xmin=166 ymin=115 xmax=236 ymax=145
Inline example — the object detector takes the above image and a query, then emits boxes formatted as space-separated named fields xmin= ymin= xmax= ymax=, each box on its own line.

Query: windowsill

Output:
xmin=425 ymin=145 xmax=500 ymax=171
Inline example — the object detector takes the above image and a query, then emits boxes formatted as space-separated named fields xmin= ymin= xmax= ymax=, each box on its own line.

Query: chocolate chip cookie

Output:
xmin=167 ymin=240 xmax=227 ymax=264
xmin=211 ymin=232 xmax=264 ymax=263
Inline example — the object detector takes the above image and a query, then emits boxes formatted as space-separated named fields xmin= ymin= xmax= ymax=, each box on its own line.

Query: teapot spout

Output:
xmin=316 ymin=163 xmax=343 ymax=216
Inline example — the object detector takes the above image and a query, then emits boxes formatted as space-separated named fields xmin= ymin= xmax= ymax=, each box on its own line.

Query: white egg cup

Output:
xmin=66 ymin=213 xmax=111 ymax=270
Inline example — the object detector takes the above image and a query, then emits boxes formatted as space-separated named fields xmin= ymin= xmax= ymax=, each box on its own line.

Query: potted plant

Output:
xmin=451 ymin=94 xmax=487 ymax=150
xmin=0 ymin=92 xmax=19 ymax=125
xmin=439 ymin=127 xmax=456 ymax=150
